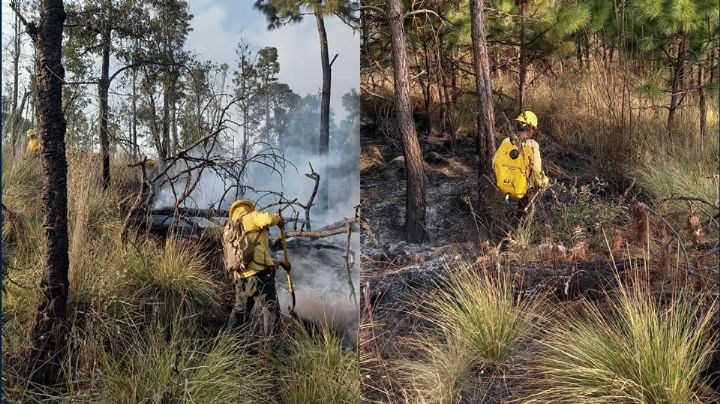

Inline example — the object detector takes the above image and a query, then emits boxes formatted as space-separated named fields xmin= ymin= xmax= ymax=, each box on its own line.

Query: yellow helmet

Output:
xmin=26 ymin=129 xmax=36 ymax=138
xmin=515 ymin=111 xmax=538 ymax=130
xmin=228 ymin=199 xmax=255 ymax=219
xmin=146 ymin=159 xmax=156 ymax=170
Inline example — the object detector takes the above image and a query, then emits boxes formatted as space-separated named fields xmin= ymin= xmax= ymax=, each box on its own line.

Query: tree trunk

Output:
xmin=698 ymin=66 xmax=706 ymax=151
xmin=131 ymin=68 xmax=138 ymax=159
xmin=162 ymin=84 xmax=171 ymax=160
xmin=470 ymin=0 xmax=496 ymax=179
xmin=388 ymin=0 xmax=428 ymax=242
xmin=171 ymin=80 xmax=178 ymax=152
xmin=667 ymin=31 xmax=687 ymax=146
xmin=98 ymin=26 xmax=111 ymax=190
xmin=518 ymin=2 xmax=527 ymax=111
xmin=11 ymin=12 xmax=21 ymax=157
xmin=438 ymin=34 xmax=455 ymax=152
xmin=28 ymin=0 xmax=69 ymax=387
xmin=315 ymin=12 xmax=331 ymax=216
xmin=421 ymin=37 xmax=432 ymax=136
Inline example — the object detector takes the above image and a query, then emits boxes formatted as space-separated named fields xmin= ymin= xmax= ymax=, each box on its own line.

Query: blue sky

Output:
xmin=186 ymin=0 xmax=359 ymax=122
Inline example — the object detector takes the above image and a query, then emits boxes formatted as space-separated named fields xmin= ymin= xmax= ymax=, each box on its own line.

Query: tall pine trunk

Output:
xmin=315 ymin=12 xmax=331 ymax=216
xmin=28 ymin=0 xmax=70 ymax=386
xmin=518 ymin=1 xmax=527 ymax=111
xmin=11 ymin=12 xmax=21 ymax=156
xmin=388 ymin=0 xmax=428 ymax=242
xmin=667 ymin=30 xmax=687 ymax=146
xmin=98 ymin=27 xmax=111 ymax=190
xmin=698 ymin=66 xmax=706 ymax=151
xmin=470 ymin=0 xmax=496 ymax=178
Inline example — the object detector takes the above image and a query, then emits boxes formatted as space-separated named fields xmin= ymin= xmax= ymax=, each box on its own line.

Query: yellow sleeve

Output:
xmin=250 ymin=211 xmax=281 ymax=229
xmin=528 ymin=140 xmax=549 ymax=186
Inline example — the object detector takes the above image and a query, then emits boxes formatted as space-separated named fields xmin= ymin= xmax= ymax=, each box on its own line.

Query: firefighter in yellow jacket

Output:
xmin=26 ymin=129 xmax=41 ymax=155
xmin=492 ymin=111 xmax=549 ymax=220
xmin=225 ymin=199 xmax=290 ymax=335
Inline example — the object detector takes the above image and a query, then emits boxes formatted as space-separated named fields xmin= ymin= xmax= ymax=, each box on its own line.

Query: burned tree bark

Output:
xmin=98 ymin=18 xmax=111 ymax=190
xmin=15 ymin=0 xmax=70 ymax=386
xmin=388 ymin=0 xmax=428 ymax=243
xmin=316 ymin=11 xmax=331 ymax=215
xmin=470 ymin=0 xmax=496 ymax=179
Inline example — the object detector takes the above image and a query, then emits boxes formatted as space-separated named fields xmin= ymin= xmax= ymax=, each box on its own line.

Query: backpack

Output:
xmin=493 ymin=137 xmax=528 ymax=200
xmin=222 ymin=216 xmax=262 ymax=276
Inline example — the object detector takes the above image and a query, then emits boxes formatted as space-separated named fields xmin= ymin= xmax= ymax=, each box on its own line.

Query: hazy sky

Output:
xmin=1 ymin=0 xmax=360 ymax=122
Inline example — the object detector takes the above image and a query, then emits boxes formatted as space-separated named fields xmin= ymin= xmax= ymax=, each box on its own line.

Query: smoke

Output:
xmin=151 ymin=109 xmax=360 ymax=347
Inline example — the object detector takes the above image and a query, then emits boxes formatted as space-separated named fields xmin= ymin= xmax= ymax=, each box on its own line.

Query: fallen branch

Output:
xmin=661 ymin=194 xmax=720 ymax=212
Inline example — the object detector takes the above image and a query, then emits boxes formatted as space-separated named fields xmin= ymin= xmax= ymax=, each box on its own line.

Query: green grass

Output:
xmin=426 ymin=263 xmax=544 ymax=365
xmin=396 ymin=263 xmax=545 ymax=403
xmin=98 ymin=331 xmax=275 ymax=403
xmin=525 ymin=280 xmax=718 ymax=403
xmin=119 ymin=237 xmax=222 ymax=334
xmin=279 ymin=324 xmax=360 ymax=404
xmin=398 ymin=333 xmax=475 ymax=404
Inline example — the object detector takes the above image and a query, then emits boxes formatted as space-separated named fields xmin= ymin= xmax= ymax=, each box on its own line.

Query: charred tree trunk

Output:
xmin=27 ymin=0 xmax=70 ymax=387
xmin=388 ymin=0 xmax=428 ymax=242
xmin=667 ymin=30 xmax=687 ymax=146
xmin=421 ymin=37 xmax=432 ymax=136
xmin=315 ymin=11 xmax=331 ymax=216
xmin=98 ymin=26 xmax=111 ymax=190
xmin=698 ymin=66 xmax=706 ymax=150
xmin=438 ymin=34 xmax=455 ymax=153
xmin=470 ymin=0 xmax=496 ymax=178
xmin=131 ymin=68 xmax=138 ymax=159
xmin=518 ymin=1 xmax=528 ymax=111
xmin=162 ymin=83 xmax=171 ymax=160
xmin=11 ymin=12 xmax=21 ymax=156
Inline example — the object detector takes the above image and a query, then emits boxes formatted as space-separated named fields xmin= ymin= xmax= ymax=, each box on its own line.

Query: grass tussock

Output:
xmin=396 ymin=263 xmax=545 ymax=403
xmin=120 ymin=237 xmax=222 ymax=331
xmin=525 ymin=279 xmax=718 ymax=403
xmin=98 ymin=332 xmax=274 ymax=404
xmin=280 ymin=323 xmax=360 ymax=404
xmin=426 ymin=263 xmax=544 ymax=365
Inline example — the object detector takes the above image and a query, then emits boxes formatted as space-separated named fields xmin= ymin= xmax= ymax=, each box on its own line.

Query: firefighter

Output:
xmin=493 ymin=111 xmax=550 ymax=221
xmin=26 ymin=129 xmax=41 ymax=155
xmin=225 ymin=199 xmax=290 ymax=336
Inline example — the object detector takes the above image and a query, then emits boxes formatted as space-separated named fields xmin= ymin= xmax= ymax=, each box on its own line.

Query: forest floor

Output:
xmin=359 ymin=130 xmax=719 ymax=403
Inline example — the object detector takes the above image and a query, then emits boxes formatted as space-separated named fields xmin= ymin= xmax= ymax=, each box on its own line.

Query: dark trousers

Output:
xmin=516 ymin=190 xmax=536 ymax=224
xmin=227 ymin=269 xmax=280 ymax=336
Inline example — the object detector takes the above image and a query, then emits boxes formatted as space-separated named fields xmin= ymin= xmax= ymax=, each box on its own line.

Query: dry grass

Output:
xmin=524 ymin=275 xmax=718 ymax=403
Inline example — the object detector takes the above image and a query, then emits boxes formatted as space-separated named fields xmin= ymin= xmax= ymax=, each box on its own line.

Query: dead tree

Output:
xmin=12 ymin=0 xmax=70 ymax=387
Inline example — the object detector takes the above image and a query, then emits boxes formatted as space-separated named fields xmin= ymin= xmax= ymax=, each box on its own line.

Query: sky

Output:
xmin=1 ymin=0 xmax=360 ymax=123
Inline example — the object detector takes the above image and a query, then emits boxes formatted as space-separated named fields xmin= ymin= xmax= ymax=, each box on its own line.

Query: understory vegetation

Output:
xmin=2 ymin=154 xmax=359 ymax=403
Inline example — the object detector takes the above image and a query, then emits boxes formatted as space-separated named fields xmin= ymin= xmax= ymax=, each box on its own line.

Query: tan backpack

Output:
xmin=222 ymin=216 xmax=262 ymax=276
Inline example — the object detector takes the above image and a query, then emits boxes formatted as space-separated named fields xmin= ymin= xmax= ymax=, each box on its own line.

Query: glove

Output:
xmin=539 ymin=175 xmax=550 ymax=189
xmin=277 ymin=210 xmax=285 ymax=228
xmin=279 ymin=261 xmax=291 ymax=272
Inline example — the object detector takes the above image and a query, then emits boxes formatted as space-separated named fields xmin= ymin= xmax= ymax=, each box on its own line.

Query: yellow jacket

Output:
xmin=492 ymin=137 xmax=549 ymax=190
xmin=230 ymin=208 xmax=281 ymax=278
xmin=26 ymin=139 xmax=41 ymax=154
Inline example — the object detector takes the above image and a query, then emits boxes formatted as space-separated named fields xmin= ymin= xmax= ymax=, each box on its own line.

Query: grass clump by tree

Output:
xmin=525 ymin=278 xmax=718 ymax=403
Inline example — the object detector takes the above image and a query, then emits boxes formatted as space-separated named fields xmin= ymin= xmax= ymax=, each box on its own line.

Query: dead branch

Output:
xmin=661 ymin=194 xmax=720 ymax=212
xmin=285 ymin=219 xmax=359 ymax=239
